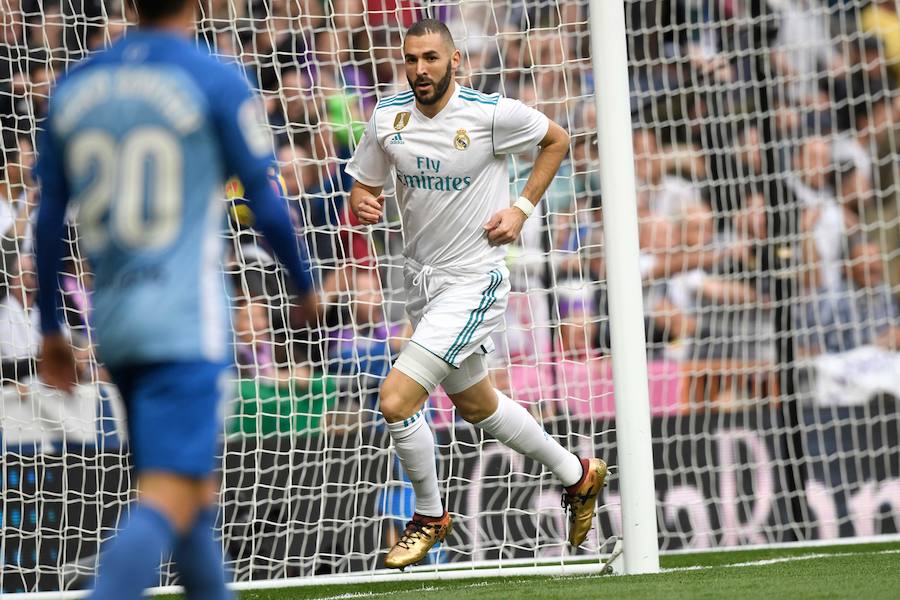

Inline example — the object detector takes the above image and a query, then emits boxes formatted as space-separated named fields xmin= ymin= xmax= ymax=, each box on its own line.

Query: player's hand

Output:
xmin=39 ymin=334 xmax=77 ymax=394
xmin=483 ymin=207 xmax=527 ymax=246
xmin=352 ymin=193 xmax=385 ymax=225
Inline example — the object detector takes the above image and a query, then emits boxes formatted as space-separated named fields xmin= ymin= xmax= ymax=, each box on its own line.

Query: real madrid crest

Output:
xmin=394 ymin=111 xmax=411 ymax=131
xmin=454 ymin=128 xmax=470 ymax=150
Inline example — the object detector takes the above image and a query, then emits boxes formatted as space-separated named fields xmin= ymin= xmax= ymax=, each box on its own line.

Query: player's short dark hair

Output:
xmin=130 ymin=0 xmax=190 ymax=21
xmin=406 ymin=19 xmax=455 ymax=50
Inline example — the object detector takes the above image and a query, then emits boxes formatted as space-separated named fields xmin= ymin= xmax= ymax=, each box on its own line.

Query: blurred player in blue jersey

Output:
xmin=33 ymin=1 xmax=316 ymax=599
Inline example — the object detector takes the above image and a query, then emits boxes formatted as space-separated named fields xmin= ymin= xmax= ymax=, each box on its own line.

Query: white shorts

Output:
xmin=404 ymin=261 xmax=511 ymax=368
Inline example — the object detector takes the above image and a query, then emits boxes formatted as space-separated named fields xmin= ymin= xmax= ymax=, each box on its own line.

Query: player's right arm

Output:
xmin=484 ymin=97 xmax=569 ymax=246
xmin=212 ymin=67 xmax=318 ymax=313
xmin=347 ymin=116 xmax=389 ymax=224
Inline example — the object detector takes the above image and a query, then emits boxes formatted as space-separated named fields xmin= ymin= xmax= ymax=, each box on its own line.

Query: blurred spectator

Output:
xmin=35 ymin=4 xmax=65 ymax=61
xmin=634 ymin=128 xmax=705 ymax=218
xmin=832 ymin=160 xmax=875 ymax=229
xmin=364 ymin=0 xmax=422 ymax=29
xmin=554 ymin=286 xmax=599 ymax=362
xmin=328 ymin=269 xmax=408 ymax=408
xmin=270 ymin=63 xmax=320 ymax=143
xmin=796 ymin=239 xmax=899 ymax=358
xmin=312 ymin=29 xmax=375 ymax=112
xmin=0 ymin=249 xmax=38 ymax=384
xmin=86 ymin=6 xmax=128 ymax=51
xmin=234 ymin=295 xmax=277 ymax=380
xmin=368 ymin=25 xmax=406 ymax=95
xmin=771 ymin=0 xmax=846 ymax=109
xmin=1 ymin=134 xmax=36 ymax=245
xmin=228 ymin=290 xmax=338 ymax=437
xmin=0 ymin=150 xmax=20 ymax=239
xmin=20 ymin=48 xmax=52 ymax=122
xmin=672 ymin=190 xmax=774 ymax=362
xmin=794 ymin=136 xmax=856 ymax=293
xmin=279 ymin=140 xmax=342 ymax=268
xmin=861 ymin=0 xmax=900 ymax=86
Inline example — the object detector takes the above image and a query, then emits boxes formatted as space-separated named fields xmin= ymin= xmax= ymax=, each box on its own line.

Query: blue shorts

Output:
xmin=109 ymin=361 xmax=231 ymax=478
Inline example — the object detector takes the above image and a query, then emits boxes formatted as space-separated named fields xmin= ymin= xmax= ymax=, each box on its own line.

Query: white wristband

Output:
xmin=512 ymin=196 xmax=535 ymax=218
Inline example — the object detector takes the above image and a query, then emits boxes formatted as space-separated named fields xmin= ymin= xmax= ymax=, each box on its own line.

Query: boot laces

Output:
xmin=397 ymin=519 xmax=431 ymax=549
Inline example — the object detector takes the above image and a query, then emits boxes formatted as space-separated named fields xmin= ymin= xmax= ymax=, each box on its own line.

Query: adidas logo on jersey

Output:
xmin=390 ymin=133 xmax=404 ymax=145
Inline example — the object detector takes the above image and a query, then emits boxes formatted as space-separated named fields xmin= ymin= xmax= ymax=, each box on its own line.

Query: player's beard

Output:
xmin=409 ymin=61 xmax=453 ymax=105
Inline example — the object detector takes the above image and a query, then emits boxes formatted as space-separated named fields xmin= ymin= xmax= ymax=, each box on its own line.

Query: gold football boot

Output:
xmin=384 ymin=512 xmax=453 ymax=569
xmin=561 ymin=457 xmax=608 ymax=547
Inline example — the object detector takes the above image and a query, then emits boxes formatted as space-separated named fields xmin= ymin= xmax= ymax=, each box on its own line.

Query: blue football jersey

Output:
xmin=35 ymin=30 xmax=295 ymax=367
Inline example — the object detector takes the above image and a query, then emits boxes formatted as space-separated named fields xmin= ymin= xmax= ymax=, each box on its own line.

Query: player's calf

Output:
xmin=173 ymin=505 xmax=233 ymax=600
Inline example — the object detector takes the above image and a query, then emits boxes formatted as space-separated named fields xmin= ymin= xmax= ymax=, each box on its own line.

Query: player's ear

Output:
xmin=451 ymin=48 xmax=461 ymax=71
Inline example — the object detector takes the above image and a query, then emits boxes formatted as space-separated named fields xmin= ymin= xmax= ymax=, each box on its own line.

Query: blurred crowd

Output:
xmin=1 ymin=0 xmax=898 ymax=415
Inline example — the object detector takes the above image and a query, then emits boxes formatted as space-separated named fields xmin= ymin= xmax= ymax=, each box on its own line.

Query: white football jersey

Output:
xmin=346 ymin=84 xmax=549 ymax=271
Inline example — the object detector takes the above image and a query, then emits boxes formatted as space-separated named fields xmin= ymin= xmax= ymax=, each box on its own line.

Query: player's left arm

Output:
xmin=485 ymin=100 xmax=570 ymax=246
xmin=34 ymin=109 xmax=78 ymax=393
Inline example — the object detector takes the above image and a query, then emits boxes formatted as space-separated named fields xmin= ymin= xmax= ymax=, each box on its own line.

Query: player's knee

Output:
xmin=379 ymin=379 xmax=412 ymax=423
xmin=138 ymin=473 xmax=210 ymax=533
xmin=381 ymin=343 xmax=450 ymax=422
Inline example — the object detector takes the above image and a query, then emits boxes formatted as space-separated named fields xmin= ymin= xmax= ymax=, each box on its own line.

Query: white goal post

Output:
xmin=589 ymin=0 xmax=660 ymax=575
xmin=1 ymin=0 xmax=899 ymax=595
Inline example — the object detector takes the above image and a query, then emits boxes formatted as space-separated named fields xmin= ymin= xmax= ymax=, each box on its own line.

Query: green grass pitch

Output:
xmin=158 ymin=541 xmax=899 ymax=599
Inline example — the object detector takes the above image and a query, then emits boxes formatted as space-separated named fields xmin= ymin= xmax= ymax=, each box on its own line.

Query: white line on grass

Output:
xmin=15 ymin=548 xmax=899 ymax=599
xmin=317 ymin=588 xmax=437 ymax=600
xmin=314 ymin=550 xmax=900 ymax=599
xmin=663 ymin=549 xmax=900 ymax=573
xmin=316 ymin=579 xmax=532 ymax=600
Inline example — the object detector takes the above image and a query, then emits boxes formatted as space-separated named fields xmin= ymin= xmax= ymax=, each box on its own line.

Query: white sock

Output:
xmin=476 ymin=389 xmax=584 ymax=487
xmin=385 ymin=411 xmax=444 ymax=518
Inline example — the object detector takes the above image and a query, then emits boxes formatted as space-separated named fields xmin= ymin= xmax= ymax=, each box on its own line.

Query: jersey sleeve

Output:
xmin=345 ymin=115 xmax=390 ymax=187
xmin=492 ymin=97 xmax=551 ymax=155
xmin=34 ymin=104 xmax=71 ymax=334
xmin=210 ymin=64 xmax=275 ymax=185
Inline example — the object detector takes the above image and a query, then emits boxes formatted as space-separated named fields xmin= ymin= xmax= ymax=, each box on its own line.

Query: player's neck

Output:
xmin=416 ymin=81 xmax=456 ymax=119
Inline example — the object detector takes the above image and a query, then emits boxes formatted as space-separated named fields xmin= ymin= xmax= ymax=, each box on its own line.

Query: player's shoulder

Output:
xmin=455 ymin=86 xmax=502 ymax=126
xmin=457 ymin=85 xmax=500 ymax=107
xmin=152 ymin=37 xmax=247 ymax=97
xmin=51 ymin=45 xmax=111 ymax=96
xmin=370 ymin=90 xmax=415 ymax=135
xmin=375 ymin=89 xmax=415 ymax=111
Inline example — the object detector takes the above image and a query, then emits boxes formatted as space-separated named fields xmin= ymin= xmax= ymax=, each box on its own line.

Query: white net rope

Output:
xmin=0 ymin=0 xmax=898 ymax=593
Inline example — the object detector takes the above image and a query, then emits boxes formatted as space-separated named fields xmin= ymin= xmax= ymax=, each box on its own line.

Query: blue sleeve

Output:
xmin=211 ymin=65 xmax=314 ymax=295
xmin=33 ymin=114 xmax=70 ymax=334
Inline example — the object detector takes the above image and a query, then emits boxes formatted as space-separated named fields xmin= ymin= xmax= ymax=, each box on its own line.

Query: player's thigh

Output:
xmin=411 ymin=267 xmax=510 ymax=368
xmin=109 ymin=360 xmax=231 ymax=479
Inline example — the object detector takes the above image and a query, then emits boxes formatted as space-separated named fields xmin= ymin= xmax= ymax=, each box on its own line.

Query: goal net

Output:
xmin=1 ymin=0 xmax=899 ymax=593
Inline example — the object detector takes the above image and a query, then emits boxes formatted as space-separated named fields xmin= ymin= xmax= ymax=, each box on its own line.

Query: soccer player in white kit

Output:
xmin=347 ymin=19 xmax=607 ymax=569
